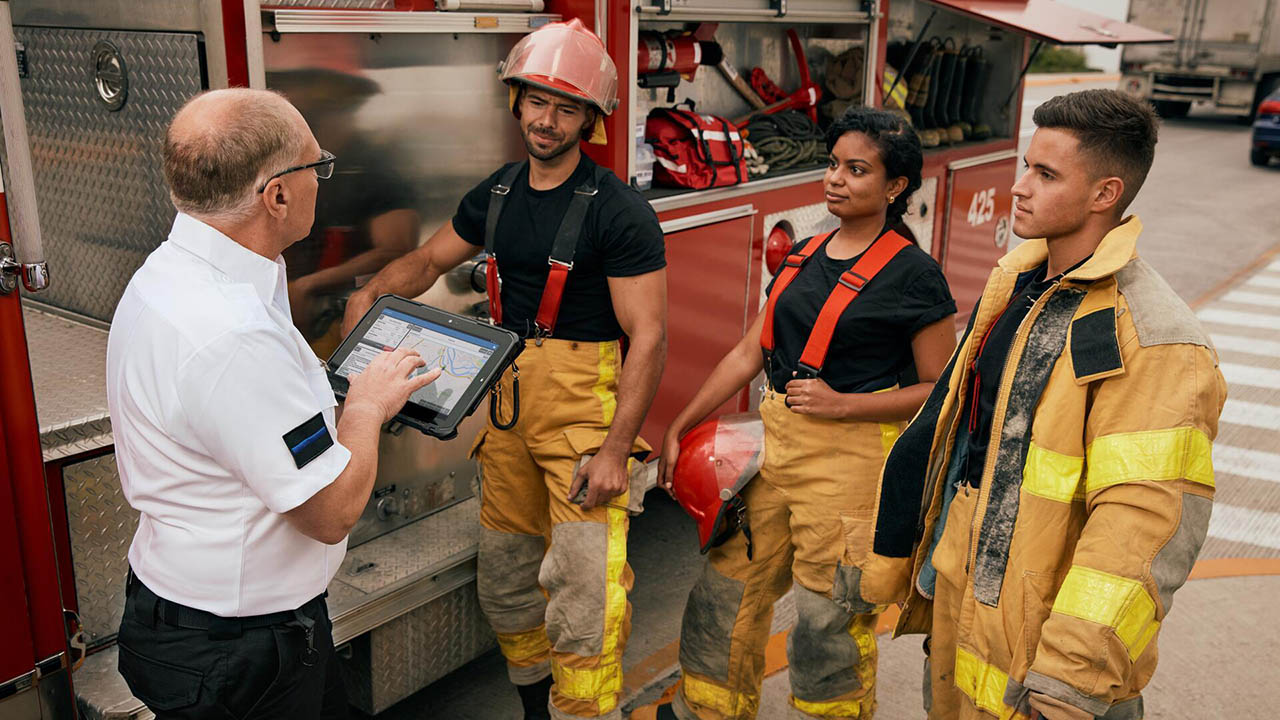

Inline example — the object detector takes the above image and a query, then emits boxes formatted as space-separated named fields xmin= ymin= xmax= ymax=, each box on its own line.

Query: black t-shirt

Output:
xmin=762 ymin=231 xmax=956 ymax=393
xmin=957 ymin=256 xmax=1089 ymax=488
xmin=452 ymin=156 xmax=666 ymax=341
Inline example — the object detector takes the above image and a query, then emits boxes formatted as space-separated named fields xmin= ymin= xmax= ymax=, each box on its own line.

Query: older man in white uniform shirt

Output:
xmin=106 ymin=88 xmax=438 ymax=720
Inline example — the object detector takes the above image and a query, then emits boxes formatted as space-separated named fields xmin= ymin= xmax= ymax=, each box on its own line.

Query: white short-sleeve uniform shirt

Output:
xmin=107 ymin=213 xmax=352 ymax=617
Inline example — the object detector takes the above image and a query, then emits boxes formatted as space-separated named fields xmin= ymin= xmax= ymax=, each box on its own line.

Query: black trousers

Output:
xmin=116 ymin=573 xmax=348 ymax=720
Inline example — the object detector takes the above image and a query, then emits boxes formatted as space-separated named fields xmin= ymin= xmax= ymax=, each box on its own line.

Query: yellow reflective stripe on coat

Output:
xmin=955 ymin=647 xmax=1009 ymax=716
xmin=882 ymin=67 xmax=908 ymax=110
xmin=594 ymin=342 xmax=618 ymax=425
xmin=552 ymin=662 xmax=621 ymax=711
xmin=1051 ymin=565 xmax=1160 ymax=660
xmin=683 ymin=674 xmax=760 ymax=716
xmin=1085 ymin=426 xmax=1214 ymax=493
xmin=496 ymin=625 xmax=550 ymax=664
xmin=1022 ymin=443 xmax=1084 ymax=503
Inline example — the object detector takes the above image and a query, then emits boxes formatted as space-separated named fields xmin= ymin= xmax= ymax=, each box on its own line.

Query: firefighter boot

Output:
xmin=947 ymin=48 xmax=972 ymax=140
xmin=962 ymin=47 xmax=992 ymax=140
xmin=932 ymin=41 xmax=959 ymax=145
xmin=917 ymin=50 xmax=943 ymax=148
xmin=520 ymin=676 xmax=555 ymax=720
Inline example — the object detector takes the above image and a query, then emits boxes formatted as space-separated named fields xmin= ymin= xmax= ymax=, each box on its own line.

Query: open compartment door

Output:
xmin=923 ymin=0 xmax=1173 ymax=45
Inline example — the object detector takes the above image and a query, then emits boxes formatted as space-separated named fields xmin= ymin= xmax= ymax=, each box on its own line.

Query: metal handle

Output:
xmin=0 ymin=1 xmax=49 ymax=294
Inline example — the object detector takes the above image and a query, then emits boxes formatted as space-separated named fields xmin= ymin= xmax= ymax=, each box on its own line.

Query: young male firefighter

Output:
xmin=647 ymin=107 xmax=958 ymax=720
xmin=340 ymin=19 xmax=667 ymax=720
xmin=850 ymin=90 xmax=1228 ymax=720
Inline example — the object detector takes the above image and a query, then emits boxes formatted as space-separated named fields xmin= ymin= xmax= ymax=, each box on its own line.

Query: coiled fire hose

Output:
xmin=744 ymin=111 xmax=825 ymax=173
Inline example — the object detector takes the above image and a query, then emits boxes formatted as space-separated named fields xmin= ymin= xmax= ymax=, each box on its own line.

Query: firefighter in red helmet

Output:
xmin=343 ymin=18 xmax=667 ymax=720
xmin=652 ymin=107 xmax=959 ymax=720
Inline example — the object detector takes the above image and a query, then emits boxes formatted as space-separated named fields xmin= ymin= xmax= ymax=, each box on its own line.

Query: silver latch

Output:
xmin=0 ymin=242 xmax=50 ymax=295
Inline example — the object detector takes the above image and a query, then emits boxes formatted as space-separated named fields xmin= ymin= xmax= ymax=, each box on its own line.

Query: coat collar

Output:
xmin=166 ymin=212 xmax=285 ymax=307
xmin=997 ymin=215 xmax=1142 ymax=282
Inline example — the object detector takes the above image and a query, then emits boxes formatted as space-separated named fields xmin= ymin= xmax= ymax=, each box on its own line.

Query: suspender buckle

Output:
xmin=532 ymin=324 xmax=551 ymax=347
xmin=794 ymin=362 xmax=820 ymax=379
xmin=548 ymin=258 xmax=574 ymax=271
xmin=491 ymin=183 xmax=511 ymax=196
xmin=838 ymin=270 xmax=869 ymax=291
xmin=782 ymin=253 xmax=808 ymax=269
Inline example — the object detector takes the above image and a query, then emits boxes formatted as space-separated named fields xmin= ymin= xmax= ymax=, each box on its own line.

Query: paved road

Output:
xmin=369 ymin=79 xmax=1280 ymax=719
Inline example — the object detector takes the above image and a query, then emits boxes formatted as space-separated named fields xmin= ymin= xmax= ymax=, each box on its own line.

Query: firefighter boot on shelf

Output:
xmin=933 ymin=39 xmax=960 ymax=145
xmin=917 ymin=46 xmax=944 ymax=148
xmin=962 ymin=46 xmax=993 ymax=140
xmin=947 ymin=47 xmax=973 ymax=140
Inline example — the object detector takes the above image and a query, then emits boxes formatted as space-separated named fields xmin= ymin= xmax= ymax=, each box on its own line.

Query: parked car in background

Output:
xmin=1253 ymin=87 xmax=1280 ymax=165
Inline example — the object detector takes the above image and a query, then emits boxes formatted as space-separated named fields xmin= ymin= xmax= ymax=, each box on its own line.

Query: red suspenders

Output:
xmin=483 ymin=161 xmax=606 ymax=340
xmin=761 ymin=229 xmax=911 ymax=378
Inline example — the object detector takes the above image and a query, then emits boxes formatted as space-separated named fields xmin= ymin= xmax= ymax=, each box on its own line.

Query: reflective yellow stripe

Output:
xmin=1052 ymin=565 xmax=1160 ymax=661
xmin=683 ymin=675 xmax=759 ymax=717
xmin=873 ymin=387 xmax=901 ymax=457
xmin=1085 ymin=427 xmax=1215 ymax=493
xmin=594 ymin=342 xmax=618 ymax=426
xmin=1022 ymin=443 xmax=1085 ymax=503
xmin=601 ymin=504 xmax=628 ymax=661
xmin=552 ymin=662 xmax=621 ymax=711
xmin=496 ymin=625 xmax=550 ymax=664
xmin=791 ymin=694 xmax=874 ymax=718
xmin=954 ymin=647 xmax=1010 ymax=716
xmin=882 ymin=68 xmax=908 ymax=110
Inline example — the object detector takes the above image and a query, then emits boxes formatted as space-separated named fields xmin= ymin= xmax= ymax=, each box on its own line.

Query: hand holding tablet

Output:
xmin=327 ymin=295 xmax=523 ymax=440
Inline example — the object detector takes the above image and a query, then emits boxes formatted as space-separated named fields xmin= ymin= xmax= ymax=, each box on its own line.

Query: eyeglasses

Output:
xmin=257 ymin=149 xmax=336 ymax=193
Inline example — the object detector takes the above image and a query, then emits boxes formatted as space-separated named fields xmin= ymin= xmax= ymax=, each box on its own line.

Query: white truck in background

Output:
xmin=1120 ymin=0 xmax=1280 ymax=118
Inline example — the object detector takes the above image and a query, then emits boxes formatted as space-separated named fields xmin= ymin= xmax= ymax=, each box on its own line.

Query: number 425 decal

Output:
xmin=967 ymin=187 xmax=996 ymax=226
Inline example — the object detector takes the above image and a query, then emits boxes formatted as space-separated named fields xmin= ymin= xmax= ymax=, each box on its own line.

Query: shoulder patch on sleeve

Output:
xmin=1115 ymin=259 xmax=1212 ymax=349
xmin=283 ymin=413 xmax=334 ymax=469
xmin=1071 ymin=309 xmax=1124 ymax=383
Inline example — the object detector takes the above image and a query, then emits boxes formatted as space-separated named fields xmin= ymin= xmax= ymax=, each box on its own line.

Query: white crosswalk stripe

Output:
xmin=1214 ymin=445 xmax=1280 ymax=485
xmin=1222 ymin=290 xmax=1280 ymax=308
xmin=1199 ymin=308 xmax=1280 ymax=332
xmin=1245 ymin=274 xmax=1280 ymax=290
xmin=1208 ymin=504 xmax=1280 ymax=551
xmin=1219 ymin=362 xmax=1280 ymax=389
xmin=1209 ymin=334 xmax=1280 ymax=358
xmin=1220 ymin=399 xmax=1280 ymax=431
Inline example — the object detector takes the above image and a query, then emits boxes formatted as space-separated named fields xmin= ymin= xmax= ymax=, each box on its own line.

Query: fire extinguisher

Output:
xmin=637 ymin=31 xmax=723 ymax=90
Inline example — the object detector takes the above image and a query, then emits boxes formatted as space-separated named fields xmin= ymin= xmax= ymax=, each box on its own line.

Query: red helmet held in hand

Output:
xmin=671 ymin=414 xmax=764 ymax=556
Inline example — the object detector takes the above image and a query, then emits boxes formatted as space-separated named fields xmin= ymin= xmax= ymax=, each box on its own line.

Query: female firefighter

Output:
xmin=653 ymin=107 xmax=958 ymax=720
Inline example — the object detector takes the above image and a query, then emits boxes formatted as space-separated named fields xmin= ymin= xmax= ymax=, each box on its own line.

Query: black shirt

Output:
xmin=762 ymin=232 xmax=956 ymax=393
xmin=452 ymin=156 xmax=666 ymax=341
xmin=957 ymin=256 xmax=1089 ymax=488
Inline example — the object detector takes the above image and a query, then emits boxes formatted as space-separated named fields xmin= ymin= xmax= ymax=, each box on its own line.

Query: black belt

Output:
xmin=126 ymin=569 xmax=325 ymax=637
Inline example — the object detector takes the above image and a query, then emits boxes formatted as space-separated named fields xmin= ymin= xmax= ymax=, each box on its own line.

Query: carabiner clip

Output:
xmin=489 ymin=362 xmax=520 ymax=430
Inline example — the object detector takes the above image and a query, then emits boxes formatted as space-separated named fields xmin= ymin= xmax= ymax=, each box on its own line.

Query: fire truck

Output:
xmin=0 ymin=0 xmax=1167 ymax=717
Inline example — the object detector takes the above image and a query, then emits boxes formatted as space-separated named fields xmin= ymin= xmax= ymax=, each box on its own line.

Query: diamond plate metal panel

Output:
xmin=64 ymin=454 xmax=136 ymax=647
xmin=264 ymin=0 xmax=395 ymax=6
xmin=72 ymin=647 xmax=153 ymax=720
xmin=4 ymin=28 xmax=202 ymax=322
xmin=333 ymin=497 xmax=479 ymax=597
xmin=760 ymin=202 xmax=839 ymax=308
xmin=341 ymin=581 xmax=497 ymax=715
xmin=22 ymin=305 xmax=114 ymax=460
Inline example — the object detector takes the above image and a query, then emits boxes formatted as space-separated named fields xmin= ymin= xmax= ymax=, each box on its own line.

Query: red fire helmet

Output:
xmin=498 ymin=18 xmax=618 ymax=115
xmin=671 ymin=413 xmax=765 ymax=555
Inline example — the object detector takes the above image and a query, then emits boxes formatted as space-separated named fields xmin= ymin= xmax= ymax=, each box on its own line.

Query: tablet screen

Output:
xmin=333 ymin=308 xmax=498 ymax=415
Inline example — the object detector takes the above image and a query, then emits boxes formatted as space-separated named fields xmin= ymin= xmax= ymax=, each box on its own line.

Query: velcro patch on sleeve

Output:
xmin=1071 ymin=309 xmax=1124 ymax=383
xmin=282 ymin=412 xmax=334 ymax=469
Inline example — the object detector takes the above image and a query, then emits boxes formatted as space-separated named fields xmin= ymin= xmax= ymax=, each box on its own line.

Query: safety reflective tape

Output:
xmin=595 ymin=342 xmax=618 ymax=426
xmin=1022 ymin=443 xmax=1085 ymax=503
xmin=882 ymin=68 xmax=908 ymax=109
xmin=1051 ymin=565 xmax=1159 ymax=661
xmin=954 ymin=647 xmax=1012 ymax=717
xmin=1085 ymin=426 xmax=1215 ymax=493
xmin=655 ymin=156 xmax=688 ymax=173
xmin=791 ymin=693 xmax=874 ymax=717
xmin=878 ymin=422 xmax=900 ymax=458
xmin=552 ymin=662 xmax=622 ymax=711
xmin=696 ymin=130 xmax=742 ymax=142
xmin=600 ymin=504 xmax=629 ymax=660
xmin=496 ymin=625 xmax=550 ymax=664
xmin=683 ymin=674 xmax=760 ymax=716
